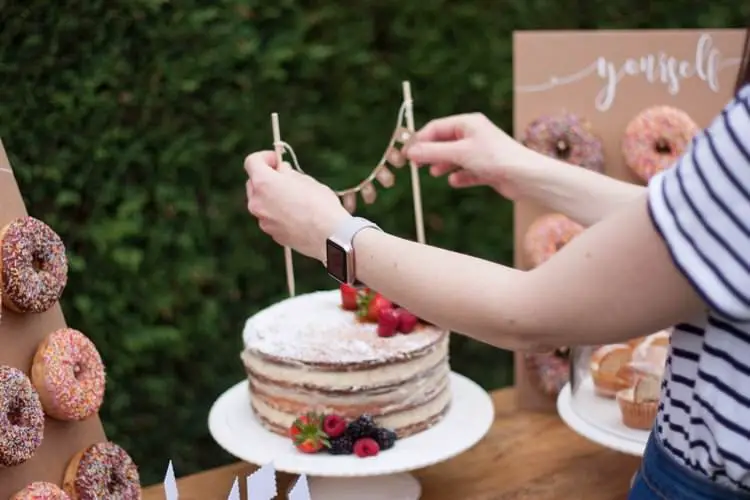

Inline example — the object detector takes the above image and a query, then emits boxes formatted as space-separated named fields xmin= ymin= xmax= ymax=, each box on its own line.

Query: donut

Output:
xmin=523 ymin=213 xmax=584 ymax=268
xmin=0 ymin=216 xmax=68 ymax=313
xmin=31 ymin=328 xmax=105 ymax=421
xmin=0 ymin=365 xmax=45 ymax=467
xmin=11 ymin=482 xmax=70 ymax=500
xmin=524 ymin=348 xmax=570 ymax=398
xmin=622 ymin=106 xmax=700 ymax=182
xmin=63 ymin=442 xmax=141 ymax=500
xmin=522 ymin=112 xmax=605 ymax=172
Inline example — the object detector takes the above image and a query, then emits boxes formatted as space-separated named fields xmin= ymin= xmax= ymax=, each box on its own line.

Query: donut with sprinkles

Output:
xmin=524 ymin=348 xmax=570 ymax=398
xmin=31 ymin=328 xmax=106 ymax=421
xmin=522 ymin=112 xmax=605 ymax=172
xmin=63 ymin=442 xmax=141 ymax=500
xmin=622 ymin=106 xmax=699 ymax=182
xmin=0 ymin=365 xmax=45 ymax=467
xmin=11 ymin=482 xmax=70 ymax=499
xmin=523 ymin=213 xmax=584 ymax=269
xmin=0 ymin=216 xmax=68 ymax=313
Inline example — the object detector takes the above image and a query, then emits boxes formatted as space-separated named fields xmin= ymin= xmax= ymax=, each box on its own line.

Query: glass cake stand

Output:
xmin=208 ymin=372 xmax=495 ymax=499
xmin=556 ymin=345 xmax=649 ymax=456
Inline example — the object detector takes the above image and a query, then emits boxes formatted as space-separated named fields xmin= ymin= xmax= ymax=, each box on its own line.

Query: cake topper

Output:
xmin=271 ymin=81 xmax=426 ymax=297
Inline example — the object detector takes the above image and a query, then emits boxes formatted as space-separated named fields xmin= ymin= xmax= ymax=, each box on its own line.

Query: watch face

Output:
xmin=326 ymin=240 xmax=348 ymax=283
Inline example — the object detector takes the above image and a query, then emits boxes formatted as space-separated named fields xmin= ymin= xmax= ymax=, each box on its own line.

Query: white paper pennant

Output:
xmin=163 ymin=461 xmax=179 ymax=500
xmin=246 ymin=462 xmax=278 ymax=500
xmin=227 ymin=477 xmax=240 ymax=500
xmin=288 ymin=474 xmax=311 ymax=500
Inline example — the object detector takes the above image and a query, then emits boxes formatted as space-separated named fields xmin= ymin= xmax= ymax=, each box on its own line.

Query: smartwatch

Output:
xmin=325 ymin=217 xmax=381 ymax=285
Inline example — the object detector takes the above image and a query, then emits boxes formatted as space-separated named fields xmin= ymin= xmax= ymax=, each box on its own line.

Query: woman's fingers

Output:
xmin=429 ymin=163 xmax=458 ymax=177
xmin=448 ymin=170 xmax=484 ymax=188
xmin=405 ymin=139 xmax=470 ymax=167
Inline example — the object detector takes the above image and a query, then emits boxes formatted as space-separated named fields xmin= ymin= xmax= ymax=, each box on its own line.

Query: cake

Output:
xmin=241 ymin=289 xmax=451 ymax=438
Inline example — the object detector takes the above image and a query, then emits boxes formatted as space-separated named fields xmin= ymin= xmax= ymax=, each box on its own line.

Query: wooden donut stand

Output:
xmin=512 ymin=29 xmax=744 ymax=411
xmin=0 ymin=140 xmax=106 ymax=496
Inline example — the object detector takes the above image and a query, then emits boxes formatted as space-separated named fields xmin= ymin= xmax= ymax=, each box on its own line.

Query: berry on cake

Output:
xmin=288 ymin=412 xmax=400 ymax=458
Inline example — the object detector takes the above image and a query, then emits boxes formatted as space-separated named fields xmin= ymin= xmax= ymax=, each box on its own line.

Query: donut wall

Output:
xmin=511 ymin=29 xmax=745 ymax=411
xmin=0 ymin=140 xmax=140 ymax=499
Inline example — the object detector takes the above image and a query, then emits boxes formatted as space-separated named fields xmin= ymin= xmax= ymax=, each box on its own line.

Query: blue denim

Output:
xmin=628 ymin=433 xmax=750 ymax=499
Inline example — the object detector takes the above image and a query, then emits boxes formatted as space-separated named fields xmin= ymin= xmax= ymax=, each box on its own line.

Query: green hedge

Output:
xmin=0 ymin=0 xmax=746 ymax=485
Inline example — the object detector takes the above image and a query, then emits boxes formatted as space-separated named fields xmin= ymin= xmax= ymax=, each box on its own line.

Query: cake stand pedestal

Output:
xmin=208 ymin=372 xmax=495 ymax=499
xmin=556 ymin=378 xmax=648 ymax=457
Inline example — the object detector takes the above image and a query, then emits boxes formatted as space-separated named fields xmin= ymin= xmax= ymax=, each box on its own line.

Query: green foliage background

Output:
xmin=0 ymin=0 xmax=747 ymax=485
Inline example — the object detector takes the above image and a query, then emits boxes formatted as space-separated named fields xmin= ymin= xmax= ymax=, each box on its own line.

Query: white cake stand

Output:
xmin=556 ymin=377 xmax=648 ymax=457
xmin=208 ymin=371 xmax=494 ymax=499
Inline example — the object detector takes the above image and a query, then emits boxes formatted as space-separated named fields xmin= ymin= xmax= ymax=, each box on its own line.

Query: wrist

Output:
xmin=317 ymin=210 xmax=352 ymax=263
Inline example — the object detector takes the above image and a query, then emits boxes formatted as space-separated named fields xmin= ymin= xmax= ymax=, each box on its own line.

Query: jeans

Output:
xmin=628 ymin=433 xmax=750 ymax=499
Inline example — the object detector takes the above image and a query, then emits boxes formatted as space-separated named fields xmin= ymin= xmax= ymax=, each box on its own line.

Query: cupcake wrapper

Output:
xmin=617 ymin=393 xmax=658 ymax=430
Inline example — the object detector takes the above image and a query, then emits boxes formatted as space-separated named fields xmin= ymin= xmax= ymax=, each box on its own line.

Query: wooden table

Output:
xmin=142 ymin=388 xmax=640 ymax=499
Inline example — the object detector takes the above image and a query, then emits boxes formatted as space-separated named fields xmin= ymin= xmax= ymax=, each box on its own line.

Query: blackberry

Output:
xmin=328 ymin=435 xmax=355 ymax=455
xmin=345 ymin=414 xmax=376 ymax=440
xmin=373 ymin=428 xmax=397 ymax=450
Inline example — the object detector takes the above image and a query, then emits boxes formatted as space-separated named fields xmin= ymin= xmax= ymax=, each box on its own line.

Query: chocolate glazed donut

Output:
xmin=63 ymin=442 xmax=141 ymax=500
xmin=0 ymin=365 xmax=45 ymax=467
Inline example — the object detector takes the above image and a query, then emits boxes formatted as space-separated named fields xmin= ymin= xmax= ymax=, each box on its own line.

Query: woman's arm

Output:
xmin=352 ymin=192 xmax=704 ymax=350
xmin=516 ymin=151 xmax=646 ymax=227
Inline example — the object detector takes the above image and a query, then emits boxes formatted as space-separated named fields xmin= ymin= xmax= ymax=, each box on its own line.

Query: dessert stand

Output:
xmin=208 ymin=371 xmax=495 ymax=499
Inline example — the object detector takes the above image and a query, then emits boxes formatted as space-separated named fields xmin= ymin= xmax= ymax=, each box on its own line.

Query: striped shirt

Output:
xmin=648 ymin=83 xmax=750 ymax=491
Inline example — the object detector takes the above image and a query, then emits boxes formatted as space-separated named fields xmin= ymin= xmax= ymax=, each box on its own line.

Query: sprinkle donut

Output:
xmin=0 ymin=216 xmax=68 ymax=313
xmin=522 ymin=112 xmax=605 ymax=172
xmin=11 ymin=482 xmax=70 ymax=500
xmin=622 ymin=106 xmax=699 ymax=182
xmin=524 ymin=348 xmax=570 ymax=398
xmin=63 ymin=442 xmax=141 ymax=500
xmin=0 ymin=365 xmax=45 ymax=467
xmin=523 ymin=213 xmax=584 ymax=269
xmin=31 ymin=328 xmax=106 ymax=421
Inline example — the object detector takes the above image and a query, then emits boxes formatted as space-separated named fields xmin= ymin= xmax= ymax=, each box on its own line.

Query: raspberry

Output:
xmin=345 ymin=414 xmax=376 ymax=440
xmin=397 ymin=310 xmax=419 ymax=333
xmin=353 ymin=437 xmax=380 ymax=458
xmin=322 ymin=414 xmax=347 ymax=438
xmin=372 ymin=428 xmax=397 ymax=450
xmin=328 ymin=435 xmax=355 ymax=455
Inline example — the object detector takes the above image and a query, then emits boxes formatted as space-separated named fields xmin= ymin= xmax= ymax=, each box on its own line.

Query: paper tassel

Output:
xmin=361 ymin=182 xmax=377 ymax=204
xmin=342 ymin=192 xmax=357 ymax=213
xmin=386 ymin=147 xmax=406 ymax=168
xmin=164 ymin=461 xmax=179 ymax=500
xmin=288 ymin=474 xmax=311 ymax=500
xmin=246 ymin=463 xmax=278 ymax=500
xmin=375 ymin=165 xmax=395 ymax=187
xmin=227 ymin=477 xmax=240 ymax=500
xmin=393 ymin=127 xmax=412 ymax=144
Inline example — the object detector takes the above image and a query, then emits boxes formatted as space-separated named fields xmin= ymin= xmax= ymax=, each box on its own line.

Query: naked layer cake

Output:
xmin=241 ymin=289 xmax=451 ymax=438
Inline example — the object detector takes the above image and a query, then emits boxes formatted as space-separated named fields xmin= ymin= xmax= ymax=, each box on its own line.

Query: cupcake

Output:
xmin=590 ymin=344 xmax=634 ymax=397
xmin=617 ymin=373 xmax=661 ymax=430
xmin=632 ymin=330 xmax=670 ymax=374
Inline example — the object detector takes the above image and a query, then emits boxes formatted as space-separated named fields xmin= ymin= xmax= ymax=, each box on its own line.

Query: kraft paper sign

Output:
xmin=511 ymin=29 xmax=744 ymax=411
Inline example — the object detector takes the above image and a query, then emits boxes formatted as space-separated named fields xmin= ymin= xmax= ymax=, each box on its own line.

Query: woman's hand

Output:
xmin=244 ymin=151 xmax=351 ymax=262
xmin=404 ymin=113 xmax=534 ymax=200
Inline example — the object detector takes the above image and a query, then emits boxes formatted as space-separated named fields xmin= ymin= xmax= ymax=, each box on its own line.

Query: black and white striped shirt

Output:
xmin=649 ymin=84 xmax=750 ymax=490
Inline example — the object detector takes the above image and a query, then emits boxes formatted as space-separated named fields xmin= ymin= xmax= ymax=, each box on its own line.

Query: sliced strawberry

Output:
xmin=397 ymin=310 xmax=419 ymax=334
xmin=357 ymin=292 xmax=392 ymax=322
xmin=289 ymin=412 xmax=329 ymax=453
xmin=377 ymin=307 xmax=399 ymax=337
xmin=340 ymin=284 xmax=360 ymax=311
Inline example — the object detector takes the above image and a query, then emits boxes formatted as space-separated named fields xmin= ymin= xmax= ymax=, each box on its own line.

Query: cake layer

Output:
xmin=242 ymin=290 xmax=448 ymax=367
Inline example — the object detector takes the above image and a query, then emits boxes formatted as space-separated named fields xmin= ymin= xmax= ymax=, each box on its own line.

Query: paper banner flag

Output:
xmin=164 ymin=461 xmax=179 ymax=500
xmin=227 ymin=477 xmax=240 ymax=500
xmin=288 ymin=474 xmax=311 ymax=500
xmin=246 ymin=462 xmax=278 ymax=500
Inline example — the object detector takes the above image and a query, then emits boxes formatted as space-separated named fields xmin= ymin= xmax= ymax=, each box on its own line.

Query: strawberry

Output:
xmin=377 ymin=307 xmax=399 ymax=337
xmin=289 ymin=412 xmax=329 ymax=453
xmin=357 ymin=292 xmax=392 ymax=322
xmin=397 ymin=310 xmax=419 ymax=334
xmin=322 ymin=414 xmax=347 ymax=438
xmin=353 ymin=437 xmax=380 ymax=458
xmin=340 ymin=284 xmax=360 ymax=311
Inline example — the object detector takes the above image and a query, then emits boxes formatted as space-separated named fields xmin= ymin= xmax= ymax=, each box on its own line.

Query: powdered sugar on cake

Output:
xmin=242 ymin=290 xmax=446 ymax=365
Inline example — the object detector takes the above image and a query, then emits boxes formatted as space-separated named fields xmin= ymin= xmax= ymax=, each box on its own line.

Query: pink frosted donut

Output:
xmin=524 ymin=348 xmax=570 ymax=397
xmin=12 ymin=482 xmax=70 ymax=500
xmin=31 ymin=328 xmax=106 ymax=421
xmin=522 ymin=112 xmax=605 ymax=172
xmin=63 ymin=442 xmax=141 ymax=500
xmin=523 ymin=213 xmax=584 ymax=268
xmin=622 ymin=106 xmax=700 ymax=182
xmin=0 ymin=365 xmax=45 ymax=467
